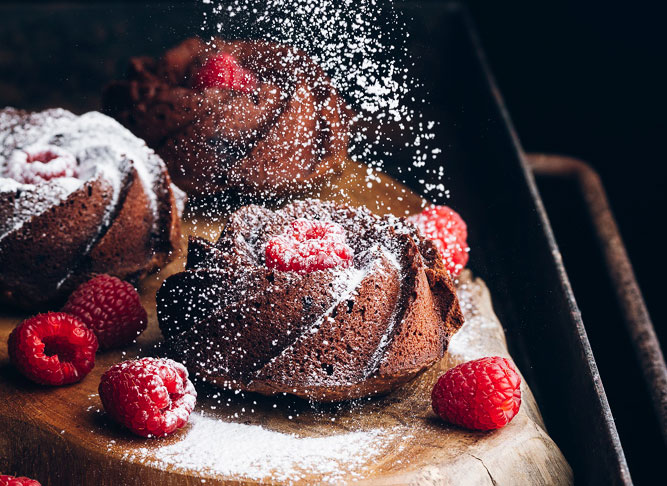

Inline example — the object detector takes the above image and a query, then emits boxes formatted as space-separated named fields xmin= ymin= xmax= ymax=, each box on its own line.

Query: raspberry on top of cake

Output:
xmin=157 ymin=199 xmax=464 ymax=402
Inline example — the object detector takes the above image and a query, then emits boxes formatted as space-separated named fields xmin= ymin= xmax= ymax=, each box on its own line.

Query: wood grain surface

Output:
xmin=0 ymin=162 xmax=572 ymax=485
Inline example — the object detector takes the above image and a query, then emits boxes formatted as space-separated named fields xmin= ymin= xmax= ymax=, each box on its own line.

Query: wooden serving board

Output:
xmin=0 ymin=163 xmax=572 ymax=485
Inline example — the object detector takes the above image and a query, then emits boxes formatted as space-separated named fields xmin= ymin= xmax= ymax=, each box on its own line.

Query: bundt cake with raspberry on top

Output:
xmin=157 ymin=199 xmax=464 ymax=401
xmin=0 ymin=108 xmax=184 ymax=308
xmin=104 ymin=37 xmax=350 ymax=197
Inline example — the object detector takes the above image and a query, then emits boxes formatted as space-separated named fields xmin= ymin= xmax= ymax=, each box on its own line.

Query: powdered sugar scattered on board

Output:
xmin=447 ymin=273 xmax=512 ymax=363
xmin=129 ymin=412 xmax=406 ymax=483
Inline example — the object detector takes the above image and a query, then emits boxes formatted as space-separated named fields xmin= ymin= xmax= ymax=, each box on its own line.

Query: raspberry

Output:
xmin=99 ymin=357 xmax=197 ymax=438
xmin=5 ymin=145 xmax=78 ymax=185
xmin=431 ymin=356 xmax=521 ymax=430
xmin=63 ymin=274 xmax=148 ymax=350
xmin=194 ymin=53 xmax=257 ymax=93
xmin=265 ymin=219 xmax=354 ymax=273
xmin=407 ymin=205 xmax=469 ymax=277
xmin=0 ymin=475 xmax=41 ymax=486
xmin=8 ymin=312 xmax=98 ymax=386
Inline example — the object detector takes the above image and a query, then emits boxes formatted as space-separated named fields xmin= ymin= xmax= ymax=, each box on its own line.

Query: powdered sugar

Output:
xmin=4 ymin=144 xmax=78 ymax=184
xmin=54 ymin=111 xmax=163 ymax=226
xmin=133 ymin=411 xmax=402 ymax=483
xmin=448 ymin=275 xmax=511 ymax=363
xmin=259 ymin=264 xmax=368 ymax=376
xmin=201 ymin=0 xmax=446 ymax=201
xmin=0 ymin=178 xmax=81 ymax=242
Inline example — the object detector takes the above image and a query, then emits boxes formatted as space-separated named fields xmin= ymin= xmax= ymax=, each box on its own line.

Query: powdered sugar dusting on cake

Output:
xmin=0 ymin=178 xmax=25 ymax=193
xmin=57 ymin=111 xmax=164 ymax=226
xmin=262 ymin=264 xmax=368 ymax=374
xmin=156 ymin=198 xmax=466 ymax=404
xmin=361 ymin=245 xmax=404 ymax=374
xmin=0 ymin=108 xmax=173 ymax=285
xmin=1 ymin=107 xmax=184 ymax=305
xmin=0 ymin=109 xmax=167 ymax=235
xmin=0 ymin=179 xmax=77 ymax=241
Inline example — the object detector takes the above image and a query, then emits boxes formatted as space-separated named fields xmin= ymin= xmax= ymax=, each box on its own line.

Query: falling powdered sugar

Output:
xmin=201 ymin=0 xmax=446 ymax=200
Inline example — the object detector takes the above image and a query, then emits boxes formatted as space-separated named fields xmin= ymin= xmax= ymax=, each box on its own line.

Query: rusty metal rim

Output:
xmin=528 ymin=153 xmax=667 ymax=444
xmin=459 ymin=5 xmax=633 ymax=483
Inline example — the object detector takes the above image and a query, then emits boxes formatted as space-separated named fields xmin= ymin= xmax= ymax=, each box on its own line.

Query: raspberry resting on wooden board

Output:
xmin=431 ymin=356 xmax=522 ymax=431
xmin=7 ymin=312 xmax=98 ymax=386
xmin=63 ymin=274 xmax=148 ymax=350
xmin=99 ymin=357 xmax=197 ymax=438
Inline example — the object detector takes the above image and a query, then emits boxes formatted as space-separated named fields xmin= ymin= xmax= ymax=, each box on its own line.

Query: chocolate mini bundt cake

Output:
xmin=157 ymin=199 xmax=464 ymax=401
xmin=103 ymin=37 xmax=350 ymax=197
xmin=0 ymin=107 xmax=184 ymax=308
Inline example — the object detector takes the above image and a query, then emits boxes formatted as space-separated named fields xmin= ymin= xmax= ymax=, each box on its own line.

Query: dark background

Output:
xmin=465 ymin=0 xmax=666 ymax=350
xmin=1 ymin=0 xmax=665 ymax=482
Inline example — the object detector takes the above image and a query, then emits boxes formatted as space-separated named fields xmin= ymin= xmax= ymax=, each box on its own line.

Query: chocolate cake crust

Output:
xmin=157 ymin=199 xmax=464 ymax=401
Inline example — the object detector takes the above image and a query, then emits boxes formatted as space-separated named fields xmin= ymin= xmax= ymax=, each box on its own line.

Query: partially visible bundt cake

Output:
xmin=0 ymin=107 xmax=184 ymax=308
xmin=157 ymin=199 xmax=464 ymax=401
xmin=103 ymin=37 xmax=350 ymax=197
